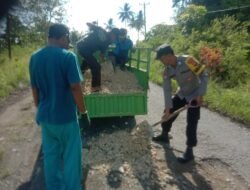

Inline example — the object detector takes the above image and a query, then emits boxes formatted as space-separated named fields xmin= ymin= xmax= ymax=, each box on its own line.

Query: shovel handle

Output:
xmin=151 ymin=106 xmax=187 ymax=127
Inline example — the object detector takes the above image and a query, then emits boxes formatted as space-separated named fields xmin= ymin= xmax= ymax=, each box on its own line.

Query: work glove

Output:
xmin=78 ymin=111 xmax=91 ymax=132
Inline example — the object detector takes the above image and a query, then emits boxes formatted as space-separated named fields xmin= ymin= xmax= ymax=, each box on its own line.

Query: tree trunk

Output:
xmin=7 ymin=14 xmax=12 ymax=60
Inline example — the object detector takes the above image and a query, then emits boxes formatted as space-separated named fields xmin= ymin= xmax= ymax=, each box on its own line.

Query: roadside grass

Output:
xmin=149 ymin=59 xmax=163 ymax=86
xmin=150 ymin=61 xmax=250 ymax=126
xmin=0 ymin=46 xmax=33 ymax=99
xmin=205 ymin=81 xmax=250 ymax=125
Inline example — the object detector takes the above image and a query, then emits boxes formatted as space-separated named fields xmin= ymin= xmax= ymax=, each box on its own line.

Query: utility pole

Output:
xmin=140 ymin=2 xmax=149 ymax=40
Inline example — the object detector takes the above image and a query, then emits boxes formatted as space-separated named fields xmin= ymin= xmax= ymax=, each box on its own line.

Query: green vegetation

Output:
xmin=144 ymin=11 xmax=250 ymax=125
xmin=0 ymin=46 xmax=33 ymax=99
xmin=205 ymin=81 xmax=250 ymax=124
xmin=149 ymin=60 xmax=163 ymax=86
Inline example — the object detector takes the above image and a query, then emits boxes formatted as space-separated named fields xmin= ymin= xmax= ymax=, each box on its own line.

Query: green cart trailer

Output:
xmin=83 ymin=47 xmax=152 ymax=118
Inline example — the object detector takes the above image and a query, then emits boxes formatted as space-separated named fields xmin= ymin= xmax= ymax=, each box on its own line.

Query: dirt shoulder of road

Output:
xmin=0 ymin=87 xmax=41 ymax=190
xmin=0 ymin=87 xmax=249 ymax=190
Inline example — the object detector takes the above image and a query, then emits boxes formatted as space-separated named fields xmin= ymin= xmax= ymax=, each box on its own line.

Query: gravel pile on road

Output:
xmin=82 ymin=119 xmax=250 ymax=190
xmin=82 ymin=61 xmax=144 ymax=94
xmin=83 ymin=120 xmax=163 ymax=190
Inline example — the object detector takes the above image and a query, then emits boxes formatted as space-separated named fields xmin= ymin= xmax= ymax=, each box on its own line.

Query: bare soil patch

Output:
xmin=0 ymin=87 xmax=41 ymax=190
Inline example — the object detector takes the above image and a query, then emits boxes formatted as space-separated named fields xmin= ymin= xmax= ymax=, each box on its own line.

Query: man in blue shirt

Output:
xmin=110 ymin=28 xmax=133 ymax=71
xmin=29 ymin=23 xmax=86 ymax=190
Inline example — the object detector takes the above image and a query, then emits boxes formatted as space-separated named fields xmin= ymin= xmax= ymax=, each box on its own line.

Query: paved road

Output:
xmin=137 ymin=82 xmax=250 ymax=186
xmin=16 ymin=83 xmax=250 ymax=189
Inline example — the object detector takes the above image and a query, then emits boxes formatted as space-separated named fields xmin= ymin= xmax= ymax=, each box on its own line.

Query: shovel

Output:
xmin=151 ymin=106 xmax=187 ymax=127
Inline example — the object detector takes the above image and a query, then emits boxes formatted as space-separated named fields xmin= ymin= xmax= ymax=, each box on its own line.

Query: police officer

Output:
xmin=152 ymin=44 xmax=208 ymax=163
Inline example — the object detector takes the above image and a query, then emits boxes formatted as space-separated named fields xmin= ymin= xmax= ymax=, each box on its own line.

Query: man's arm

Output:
xmin=31 ymin=87 xmax=39 ymax=107
xmin=162 ymin=68 xmax=173 ymax=120
xmin=196 ymin=69 xmax=209 ymax=106
xmin=70 ymin=83 xmax=87 ymax=113
xmin=198 ymin=70 xmax=209 ymax=96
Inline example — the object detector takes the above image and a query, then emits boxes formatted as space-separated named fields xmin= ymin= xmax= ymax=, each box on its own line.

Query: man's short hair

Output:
xmin=155 ymin=44 xmax=174 ymax=60
xmin=119 ymin=28 xmax=127 ymax=36
xmin=48 ymin=23 xmax=69 ymax=39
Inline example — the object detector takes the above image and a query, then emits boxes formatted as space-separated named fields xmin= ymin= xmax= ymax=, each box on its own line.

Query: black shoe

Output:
xmin=152 ymin=134 xmax=169 ymax=144
xmin=177 ymin=147 xmax=194 ymax=163
xmin=91 ymin=86 xmax=101 ymax=92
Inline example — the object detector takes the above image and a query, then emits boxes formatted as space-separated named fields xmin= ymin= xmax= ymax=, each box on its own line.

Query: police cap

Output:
xmin=155 ymin=44 xmax=174 ymax=60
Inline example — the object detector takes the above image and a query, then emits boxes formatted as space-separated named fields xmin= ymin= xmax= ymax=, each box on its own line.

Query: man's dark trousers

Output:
xmin=161 ymin=95 xmax=200 ymax=147
xmin=82 ymin=53 xmax=101 ymax=87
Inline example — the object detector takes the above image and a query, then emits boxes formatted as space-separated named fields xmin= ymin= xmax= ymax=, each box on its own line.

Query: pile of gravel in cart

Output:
xmin=82 ymin=61 xmax=144 ymax=94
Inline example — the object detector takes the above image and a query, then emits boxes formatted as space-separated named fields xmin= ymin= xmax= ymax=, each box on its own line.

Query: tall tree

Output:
xmin=129 ymin=10 xmax=144 ymax=42
xmin=23 ymin=0 xmax=68 ymax=43
xmin=172 ymin=0 xmax=250 ymax=22
xmin=118 ymin=3 xmax=134 ymax=27
xmin=0 ymin=0 xmax=19 ymax=20
xmin=173 ymin=0 xmax=250 ymax=10
xmin=6 ymin=14 xmax=12 ymax=59
xmin=146 ymin=24 xmax=177 ymax=47
xmin=104 ymin=18 xmax=115 ymax=31
xmin=1 ymin=0 xmax=68 ymax=59
xmin=175 ymin=4 xmax=207 ymax=35
xmin=173 ymin=0 xmax=223 ymax=9
xmin=0 ymin=0 xmax=21 ymax=59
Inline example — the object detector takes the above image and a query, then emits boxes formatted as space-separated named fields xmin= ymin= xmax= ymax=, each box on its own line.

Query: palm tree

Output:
xmin=104 ymin=18 xmax=115 ymax=31
xmin=118 ymin=3 xmax=134 ymax=27
xmin=129 ymin=10 xmax=144 ymax=42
